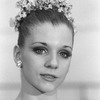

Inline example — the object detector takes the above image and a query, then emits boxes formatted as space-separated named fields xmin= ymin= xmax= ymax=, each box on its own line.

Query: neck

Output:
xmin=16 ymin=71 xmax=58 ymax=100
xmin=16 ymin=85 xmax=58 ymax=100
xmin=17 ymin=91 xmax=58 ymax=100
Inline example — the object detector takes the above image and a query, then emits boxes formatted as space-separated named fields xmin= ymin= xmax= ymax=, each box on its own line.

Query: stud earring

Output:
xmin=17 ymin=60 xmax=22 ymax=68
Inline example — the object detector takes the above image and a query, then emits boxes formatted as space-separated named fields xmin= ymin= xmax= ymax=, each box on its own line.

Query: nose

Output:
xmin=44 ymin=53 xmax=58 ymax=69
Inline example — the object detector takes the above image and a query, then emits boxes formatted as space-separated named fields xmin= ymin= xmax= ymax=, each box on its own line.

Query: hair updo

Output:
xmin=18 ymin=8 xmax=74 ymax=48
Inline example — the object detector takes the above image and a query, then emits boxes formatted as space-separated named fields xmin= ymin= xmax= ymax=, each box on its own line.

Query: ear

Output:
xmin=13 ymin=45 xmax=22 ymax=65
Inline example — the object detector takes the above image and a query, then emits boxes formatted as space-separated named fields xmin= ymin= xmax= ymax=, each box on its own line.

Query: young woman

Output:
xmin=10 ymin=0 xmax=76 ymax=100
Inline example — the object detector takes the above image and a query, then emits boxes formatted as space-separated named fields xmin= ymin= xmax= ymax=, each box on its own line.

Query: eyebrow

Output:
xmin=32 ymin=42 xmax=47 ymax=46
xmin=63 ymin=45 xmax=72 ymax=50
xmin=32 ymin=42 xmax=72 ymax=50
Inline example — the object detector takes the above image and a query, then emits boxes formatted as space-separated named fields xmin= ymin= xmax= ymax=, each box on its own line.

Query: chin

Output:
xmin=38 ymin=80 xmax=64 ymax=94
xmin=33 ymin=82 xmax=58 ymax=94
xmin=43 ymin=83 xmax=56 ymax=92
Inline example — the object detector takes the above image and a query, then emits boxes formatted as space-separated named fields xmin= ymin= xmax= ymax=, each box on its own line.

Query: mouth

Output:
xmin=40 ymin=74 xmax=58 ymax=82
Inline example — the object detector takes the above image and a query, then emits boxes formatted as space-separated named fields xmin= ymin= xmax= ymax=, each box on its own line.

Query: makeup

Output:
xmin=40 ymin=74 xmax=58 ymax=82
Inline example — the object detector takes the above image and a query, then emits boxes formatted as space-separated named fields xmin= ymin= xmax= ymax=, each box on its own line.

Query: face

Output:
xmin=20 ymin=22 xmax=73 ymax=94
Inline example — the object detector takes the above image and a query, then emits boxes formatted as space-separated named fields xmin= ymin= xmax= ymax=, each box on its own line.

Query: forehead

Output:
xmin=26 ymin=22 xmax=73 ymax=48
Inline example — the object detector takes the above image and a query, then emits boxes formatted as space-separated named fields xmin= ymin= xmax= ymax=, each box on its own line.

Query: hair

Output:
xmin=18 ymin=8 xmax=74 ymax=48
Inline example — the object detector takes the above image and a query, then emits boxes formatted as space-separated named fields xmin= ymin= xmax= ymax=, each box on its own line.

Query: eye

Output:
xmin=32 ymin=46 xmax=48 ymax=55
xmin=59 ymin=50 xmax=72 ymax=59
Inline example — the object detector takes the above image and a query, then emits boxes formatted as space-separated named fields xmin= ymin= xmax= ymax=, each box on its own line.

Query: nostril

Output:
xmin=44 ymin=62 xmax=58 ymax=69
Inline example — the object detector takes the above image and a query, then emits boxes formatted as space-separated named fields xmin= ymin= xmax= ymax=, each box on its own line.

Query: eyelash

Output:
xmin=32 ymin=47 xmax=72 ymax=59
xmin=32 ymin=47 xmax=48 ymax=55
xmin=59 ymin=50 xmax=72 ymax=59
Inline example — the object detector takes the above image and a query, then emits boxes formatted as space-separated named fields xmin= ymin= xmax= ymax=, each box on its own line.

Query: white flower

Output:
xmin=48 ymin=4 xmax=52 ymax=9
xmin=22 ymin=12 xmax=27 ymax=17
xmin=10 ymin=0 xmax=75 ymax=32
xmin=9 ymin=18 xmax=15 ymax=27
xmin=58 ymin=7 xmax=63 ymax=12
xmin=16 ymin=15 xmax=21 ymax=21
xmin=59 ymin=0 xmax=65 ymax=2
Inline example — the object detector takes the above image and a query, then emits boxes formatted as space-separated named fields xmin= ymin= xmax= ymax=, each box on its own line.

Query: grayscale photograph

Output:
xmin=0 ymin=0 xmax=100 ymax=100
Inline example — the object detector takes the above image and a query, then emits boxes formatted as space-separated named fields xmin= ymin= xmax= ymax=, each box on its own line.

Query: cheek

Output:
xmin=59 ymin=59 xmax=71 ymax=78
xmin=52 ymin=59 xmax=71 ymax=88
xmin=21 ymin=53 xmax=45 ymax=80
xmin=22 ymin=53 xmax=43 ymax=70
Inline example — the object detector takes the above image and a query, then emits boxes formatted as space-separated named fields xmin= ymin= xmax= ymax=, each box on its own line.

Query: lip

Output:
xmin=40 ymin=74 xmax=58 ymax=82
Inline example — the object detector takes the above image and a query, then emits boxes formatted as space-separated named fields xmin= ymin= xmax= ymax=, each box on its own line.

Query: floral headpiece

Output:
xmin=10 ymin=0 xmax=76 ymax=32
